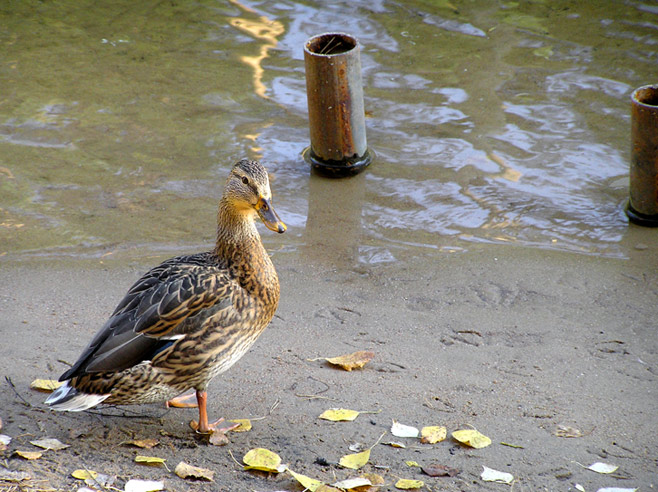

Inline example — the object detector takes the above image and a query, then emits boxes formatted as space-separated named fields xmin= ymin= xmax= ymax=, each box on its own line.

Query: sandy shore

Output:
xmin=0 ymin=231 xmax=656 ymax=491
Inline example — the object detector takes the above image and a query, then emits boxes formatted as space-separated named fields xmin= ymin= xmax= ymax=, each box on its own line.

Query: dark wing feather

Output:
xmin=60 ymin=252 xmax=235 ymax=381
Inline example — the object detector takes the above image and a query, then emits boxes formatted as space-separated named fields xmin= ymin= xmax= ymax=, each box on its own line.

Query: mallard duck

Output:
xmin=46 ymin=158 xmax=286 ymax=434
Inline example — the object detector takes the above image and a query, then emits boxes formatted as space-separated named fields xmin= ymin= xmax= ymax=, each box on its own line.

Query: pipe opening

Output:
xmin=306 ymin=33 xmax=356 ymax=56
xmin=632 ymin=85 xmax=658 ymax=107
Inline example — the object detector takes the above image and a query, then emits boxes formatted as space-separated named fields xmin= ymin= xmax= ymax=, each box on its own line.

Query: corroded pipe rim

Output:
xmin=304 ymin=32 xmax=359 ymax=57
xmin=631 ymin=84 xmax=658 ymax=108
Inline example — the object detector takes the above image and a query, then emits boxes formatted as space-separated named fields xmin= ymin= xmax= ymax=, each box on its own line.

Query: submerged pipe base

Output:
xmin=303 ymin=146 xmax=373 ymax=178
xmin=625 ymin=200 xmax=658 ymax=227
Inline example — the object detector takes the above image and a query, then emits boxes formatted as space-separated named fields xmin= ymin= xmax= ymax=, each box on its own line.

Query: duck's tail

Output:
xmin=45 ymin=381 xmax=110 ymax=411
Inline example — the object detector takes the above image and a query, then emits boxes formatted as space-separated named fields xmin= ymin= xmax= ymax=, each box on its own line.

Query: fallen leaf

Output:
xmin=228 ymin=419 xmax=252 ymax=432
xmin=324 ymin=351 xmax=375 ymax=371
xmin=15 ymin=450 xmax=42 ymax=460
xmin=71 ymin=469 xmax=98 ymax=480
xmin=339 ymin=448 xmax=370 ymax=470
xmin=420 ymin=426 xmax=447 ymax=444
xmin=452 ymin=429 xmax=491 ymax=448
xmin=0 ymin=434 xmax=11 ymax=451
xmin=554 ymin=425 xmax=583 ymax=438
xmin=575 ymin=485 xmax=585 ymax=492
xmin=209 ymin=431 xmax=229 ymax=446
xmin=395 ymin=478 xmax=424 ymax=489
xmin=29 ymin=379 xmax=63 ymax=392
xmin=85 ymin=473 xmax=114 ymax=488
xmin=243 ymin=448 xmax=286 ymax=473
xmin=30 ymin=438 xmax=69 ymax=451
xmin=596 ymin=488 xmax=638 ymax=492
xmin=587 ymin=462 xmax=619 ymax=474
xmin=316 ymin=486 xmax=342 ymax=492
xmin=319 ymin=408 xmax=362 ymax=422
xmin=287 ymin=468 xmax=324 ymax=491
xmin=124 ymin=479 xmax=165 ymax=492
xmin=124 ymin=439 xmax=159 ymax=449
xmin=481 ymin=465 xmax=514 ymax=484
xmin=391 ymin=420 xmax=419 ymax=438
xmin=383 ymin=440 xmax=406 ymax=448
xmin=332 ymin=477 xmax=372 ymax=489
xmin=0 ymin=416 xmax=2 ymax=431
xmin=422 ymin=464 xmax=459 ymax=477
xmin=135 ymin=455 xmax=166 ymax=467
xmin=174 ymin=461 xmax=214 ymax=481
xmin=406 ymin=461 xmax=420 ymax=467
xmin=361 ymin=472 xmax=385 ymax=484
xmin=0 ymin=467 xmax=30 ymax=482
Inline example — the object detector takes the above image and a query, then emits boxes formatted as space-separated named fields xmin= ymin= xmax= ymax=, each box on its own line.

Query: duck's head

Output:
xmin=224 ymin=159 xmax=286 ymax=234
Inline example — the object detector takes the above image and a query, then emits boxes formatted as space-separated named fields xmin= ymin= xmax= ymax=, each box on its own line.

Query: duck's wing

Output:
xmin=59 ymin=253 xmax=236 ymax=381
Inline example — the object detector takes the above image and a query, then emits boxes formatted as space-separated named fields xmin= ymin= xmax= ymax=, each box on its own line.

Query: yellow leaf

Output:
xmin=228 ymin=419 xmax=252 ymax=432
xmin=339 ymin=448 xmax=370 ymax=470
xmin=319 ymin=408 xmax=361 ymax=422
xmin=287 ymin=469 xmax=324 ymax=491
xmin=72 ymin=469 xmax=98 ymax=480
xmin=421 ymin=426 xmax=447 ymax=444
xmin=15 ymin=450 xmax=42 ymax=460
xmin=243 ymin=448 xmax=285 ymax=473
xmin=362 ymin=472 xmax=385 ymax=485
xmin=30 ymin=379 xmax=63 ymax=393
xmin=405 ymin=461 xmax=420 ymax=467
xmin=452 ymin=429 xmax=492 ymax=449
xmin=174 ymin=461 xmax=214 ymax=481
xmin=395 ymin=479 xmax=425 ymax=489
xmin=135 ymin=455 xmax=166 ymax=466
xmin=324 ymin=351 xmax=375 ymax=371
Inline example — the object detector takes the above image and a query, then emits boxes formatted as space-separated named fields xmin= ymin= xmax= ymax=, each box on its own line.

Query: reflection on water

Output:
xmin=0 ymin=0 xmax=655 ymax=262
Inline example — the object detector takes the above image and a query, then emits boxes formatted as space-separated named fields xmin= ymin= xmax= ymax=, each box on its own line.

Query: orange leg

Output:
xmin=168 ymin=390 xmax=239 ymax=434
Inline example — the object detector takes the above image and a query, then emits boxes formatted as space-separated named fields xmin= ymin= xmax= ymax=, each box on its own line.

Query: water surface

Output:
xmin=1 ymin=0 xmax=656 ymax=262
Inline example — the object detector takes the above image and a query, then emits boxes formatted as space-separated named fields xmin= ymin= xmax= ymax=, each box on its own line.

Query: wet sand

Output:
xmin=0 ymin=231 xmax=656 ymax=491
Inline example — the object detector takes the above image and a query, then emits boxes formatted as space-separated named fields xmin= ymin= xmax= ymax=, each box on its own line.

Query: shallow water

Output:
xmin=1 ymin=0 xmax=656 ymax=263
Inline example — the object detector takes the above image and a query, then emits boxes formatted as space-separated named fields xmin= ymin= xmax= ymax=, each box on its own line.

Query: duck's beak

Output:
xmin=255 ymin=197 xmax=287 ymax=233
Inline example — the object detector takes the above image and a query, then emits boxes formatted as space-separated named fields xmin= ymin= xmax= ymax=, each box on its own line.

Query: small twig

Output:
xmin=295 ymin=394 xmax=338 ymax=401
xmin=5 ymin=376 xmax=32 ymax=408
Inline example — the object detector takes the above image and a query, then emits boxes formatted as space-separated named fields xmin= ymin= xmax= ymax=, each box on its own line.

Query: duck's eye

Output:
xmin=241 ymin=176 xmax=249 ymax=185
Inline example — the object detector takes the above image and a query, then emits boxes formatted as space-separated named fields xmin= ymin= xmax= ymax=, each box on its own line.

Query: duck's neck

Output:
xmin=213 ymin=200 xmax=279 ymax=307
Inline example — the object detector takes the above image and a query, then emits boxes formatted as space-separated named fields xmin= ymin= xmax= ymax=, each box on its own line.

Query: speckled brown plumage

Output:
xmin=46 ymin=159 xmax=286 ymax=433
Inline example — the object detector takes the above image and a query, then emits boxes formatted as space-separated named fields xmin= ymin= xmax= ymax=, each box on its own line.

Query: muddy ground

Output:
xmin=0 ymin=233 xmax=657 ymax=491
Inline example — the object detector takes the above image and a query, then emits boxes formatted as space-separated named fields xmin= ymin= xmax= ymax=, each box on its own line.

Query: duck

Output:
xmin=46 ymin=158 xmax=286 ymax=434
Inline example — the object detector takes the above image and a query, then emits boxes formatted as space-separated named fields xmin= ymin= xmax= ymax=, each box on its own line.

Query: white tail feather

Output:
xmin=45 ymin=381 xmax=110 ymax=412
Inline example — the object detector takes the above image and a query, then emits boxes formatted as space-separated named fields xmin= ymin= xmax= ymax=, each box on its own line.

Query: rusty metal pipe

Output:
xmin=626 ymin=84 xmax=658 ymax=227
xmin=303 ymin=32 xmax=372 ymax=177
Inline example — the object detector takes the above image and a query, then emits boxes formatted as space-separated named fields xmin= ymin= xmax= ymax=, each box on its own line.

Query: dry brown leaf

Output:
xmin=15 ymin=450 xmax=42 ymax=460
xmin=324 ymin=351 xmax=375 ymax=371
xmin=209 ymin=431 xmax=229 ymax=446
xmin=124 ymin=438 xmax=159 ymax=449
xmin=422 ymin=464 xmax=459 ymax=477
xmin=174 ymin=461 xmax=214 ymax=481
xmin=316 ymin=486 xmax=342 ymax=492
